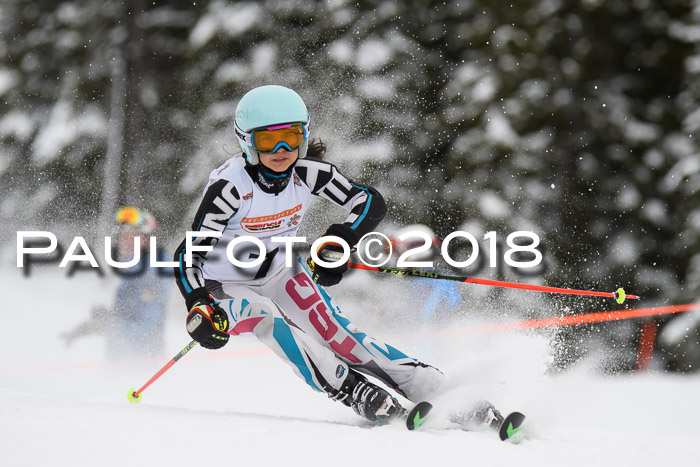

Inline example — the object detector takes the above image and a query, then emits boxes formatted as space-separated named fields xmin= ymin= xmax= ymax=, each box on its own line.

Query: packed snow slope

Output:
xmin=1 ymin=267 xmax=699 ymax=467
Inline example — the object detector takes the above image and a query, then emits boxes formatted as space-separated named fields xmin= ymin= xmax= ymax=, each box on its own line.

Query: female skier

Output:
xmin=173 ymin=85 xmax=446 ymax=422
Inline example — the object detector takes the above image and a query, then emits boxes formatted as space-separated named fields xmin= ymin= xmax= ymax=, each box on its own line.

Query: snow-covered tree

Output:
xmin=1 ymin=0 xmax=697 ymax=371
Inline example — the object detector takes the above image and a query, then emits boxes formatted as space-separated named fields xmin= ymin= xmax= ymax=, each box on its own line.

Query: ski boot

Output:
xmin=450 ymin=400 xmax=505 ymax=431
xmin=331 ymin=370 xmax=405 ymax=423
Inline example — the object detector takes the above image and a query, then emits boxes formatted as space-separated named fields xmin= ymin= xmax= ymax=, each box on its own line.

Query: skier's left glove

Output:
xmin=310 ymin=224 xmax=359 ymax=287
xmin=185 ymin=289 xmax=229 ymax=349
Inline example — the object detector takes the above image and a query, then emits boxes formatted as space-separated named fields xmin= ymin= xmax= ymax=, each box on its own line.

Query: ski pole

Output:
xmin=127 ymin=339 xmax=198 ymax=403
xmin=348 ymin=263 xmax=639 ymax=304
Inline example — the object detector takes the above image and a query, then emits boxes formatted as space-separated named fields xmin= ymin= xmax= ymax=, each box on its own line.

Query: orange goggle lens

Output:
xmin=115 ymin=206 xmax=143 ymax=226
xmin=252 ymin=123 xmax=304 ymax=154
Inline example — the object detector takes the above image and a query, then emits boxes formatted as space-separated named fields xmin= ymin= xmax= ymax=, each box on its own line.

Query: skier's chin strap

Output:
xmin=245 ymin=161 xmax=296 ymax=195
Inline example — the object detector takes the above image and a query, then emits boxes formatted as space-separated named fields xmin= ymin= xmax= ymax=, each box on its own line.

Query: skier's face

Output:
xmin=259 ymin=147 xmax=298 ymax=173
xmin=117 ymin=228 xmax=147 ymax=258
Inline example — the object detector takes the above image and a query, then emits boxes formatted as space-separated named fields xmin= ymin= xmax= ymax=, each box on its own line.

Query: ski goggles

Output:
xmin=236 ymin=122 xmax=308 ymax=154
xmin=115 ymin=206 xmax=144 ymax=227
xmin=115 ymin=206 xmax=157 ymax=234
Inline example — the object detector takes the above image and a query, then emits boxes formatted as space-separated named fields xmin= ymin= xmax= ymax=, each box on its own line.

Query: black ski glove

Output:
xmin=310 ymin=224 xmax=359 ymax=287
xmin=185 ymin=289 xmax=229 ymax=349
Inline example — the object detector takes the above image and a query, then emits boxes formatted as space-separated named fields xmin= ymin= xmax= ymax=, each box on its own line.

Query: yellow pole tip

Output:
xmin=127 ymin=388 xmax=142 ymax=403
xmin=615 ymin=287 xmax=626 ymax=304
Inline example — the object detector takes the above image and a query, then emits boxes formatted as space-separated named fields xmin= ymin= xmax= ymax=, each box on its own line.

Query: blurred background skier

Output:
xmin=390 ymin=224 xmax=463 ymax=323
xmin=61 ymin=206 xmax=171 ymax=359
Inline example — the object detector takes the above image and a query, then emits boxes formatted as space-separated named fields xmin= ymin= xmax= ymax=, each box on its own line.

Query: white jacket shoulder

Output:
xmin=208 ymin=153 xmax=247 ymax=183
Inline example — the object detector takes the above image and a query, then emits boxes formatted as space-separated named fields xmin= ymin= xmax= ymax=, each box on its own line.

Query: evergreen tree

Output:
xmin=1 ymin=0 xmax=697 ymax=371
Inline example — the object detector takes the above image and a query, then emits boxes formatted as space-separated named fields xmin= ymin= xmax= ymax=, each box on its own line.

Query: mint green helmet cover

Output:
xmin=234 ymin=85 xmax=310 ymax=165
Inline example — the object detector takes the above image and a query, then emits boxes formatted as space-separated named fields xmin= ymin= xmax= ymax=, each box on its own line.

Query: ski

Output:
xmin=405 ymin=401 xmax=433 ymax=431
xmin=498 ymin=411 xmax=526 ymax=441
xmin=405 ymin=401 xmax=526 ymax=442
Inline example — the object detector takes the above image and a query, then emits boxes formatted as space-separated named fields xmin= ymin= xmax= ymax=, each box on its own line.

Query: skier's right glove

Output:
xmin=185 ymin=290 xmax=229 ymax=349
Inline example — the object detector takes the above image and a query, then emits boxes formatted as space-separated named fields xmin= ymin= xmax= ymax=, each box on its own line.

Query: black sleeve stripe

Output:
xmin=294 ymin=159 xmax=334 ymax=194
xmin=296 ymin=159 xmax=387 ymax=239
xmin=174 ymin=179 xmax=240 ymax=300
xmin=192 ymin=180 xmax=240 ymax=231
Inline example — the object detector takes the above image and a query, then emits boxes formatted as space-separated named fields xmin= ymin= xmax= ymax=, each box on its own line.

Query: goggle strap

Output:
xmin=234 ymin=122 xmax=253 ymax=146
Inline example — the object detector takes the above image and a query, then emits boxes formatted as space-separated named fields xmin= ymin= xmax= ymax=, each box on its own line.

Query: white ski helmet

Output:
xmin=234 ymin=85 xmax=310 ymax=165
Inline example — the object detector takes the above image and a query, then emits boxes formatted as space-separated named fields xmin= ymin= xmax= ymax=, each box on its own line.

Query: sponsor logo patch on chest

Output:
xmin=241 ymin=204 xmax=303 ymax=233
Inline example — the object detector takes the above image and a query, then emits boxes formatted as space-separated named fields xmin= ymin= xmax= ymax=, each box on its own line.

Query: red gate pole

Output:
xmin=635 ymin=319 xmax=658 ymax=372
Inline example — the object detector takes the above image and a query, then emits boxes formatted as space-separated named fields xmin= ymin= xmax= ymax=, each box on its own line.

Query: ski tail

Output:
xmin=498 ymin=412 xmax=526 ymax=441
xmin=406 ymin=401 xmax=527 ymax=443
xmin=405 ymin=401 xmax=433 ymax=431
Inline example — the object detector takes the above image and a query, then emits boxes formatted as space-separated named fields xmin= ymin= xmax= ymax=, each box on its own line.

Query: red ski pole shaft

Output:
xmin=348 ymin=263 xmax=639 ymax=303
xmin=128 ymin=340 xmax=198 ymax=403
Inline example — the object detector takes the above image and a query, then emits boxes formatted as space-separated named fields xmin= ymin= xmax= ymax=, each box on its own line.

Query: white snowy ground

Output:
xmin=1 ymin=265 xmax=699 ymax=467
